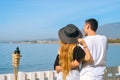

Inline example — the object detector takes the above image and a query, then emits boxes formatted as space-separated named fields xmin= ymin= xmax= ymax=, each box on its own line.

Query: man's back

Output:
xmin=80 ymin=35 xmax=108 ymax=80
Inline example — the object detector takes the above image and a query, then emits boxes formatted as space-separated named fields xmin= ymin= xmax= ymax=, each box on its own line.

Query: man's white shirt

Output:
xmin=80 ymin=35 xmax=108 ymax=80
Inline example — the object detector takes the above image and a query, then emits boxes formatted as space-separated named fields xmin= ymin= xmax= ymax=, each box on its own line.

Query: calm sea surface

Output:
xmin=0 ymin=43 xmax=120 ymax=74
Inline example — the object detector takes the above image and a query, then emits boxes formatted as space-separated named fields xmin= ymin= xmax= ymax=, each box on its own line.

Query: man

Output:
xmin=78 ymin=18 xmax=108 ymax=80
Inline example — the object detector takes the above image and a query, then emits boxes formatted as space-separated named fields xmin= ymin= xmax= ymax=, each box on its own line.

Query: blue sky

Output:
xmin=0 ymin=0 xmax=120 ymax=41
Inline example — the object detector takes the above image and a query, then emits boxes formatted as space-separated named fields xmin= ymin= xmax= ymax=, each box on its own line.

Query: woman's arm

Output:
xmin=55 ymin=60 xmax=80 ymax=72
xmin=55 ymin=66 xmax=62 ymax=73
xmin=54 ymin=55 xmax=62 ymax=73
xmin=70 ymin=46 xmax=84 ymax=69
xmin=70 ymin=60 xmax=81 ymax=69
xmin=78 ymin=38 xmax=93 ymax=63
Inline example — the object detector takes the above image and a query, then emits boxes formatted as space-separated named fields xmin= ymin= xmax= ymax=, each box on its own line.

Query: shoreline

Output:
xmin=0 ymin=42 xmax=120 ymax=45
xmin=108 ymin=43 xmax=120 ymax=45
xmin=0 ymin=38 xmax=120 ymax=44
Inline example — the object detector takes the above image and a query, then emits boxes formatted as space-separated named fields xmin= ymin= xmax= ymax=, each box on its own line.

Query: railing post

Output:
xmin=53 ymin=71 xmax=57 ymax=80
xmin=0 ymin=75 xmax=6 ymax=80
xmin=7 ymin=74 xmax=14 ymax=80
xmin=18 ymin=72 xmax=26 ymax=80
xmin=26 ymin=72 xmax=36 ymax=80
xmin=37 ymin=72 xmax=45 ymax=80
xmin=48 ymin=71 xmax=54 ymax=80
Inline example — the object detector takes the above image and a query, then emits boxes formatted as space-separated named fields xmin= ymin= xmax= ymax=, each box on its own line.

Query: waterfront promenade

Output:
xmin=0 ymin=66 xmax=120 ymax=80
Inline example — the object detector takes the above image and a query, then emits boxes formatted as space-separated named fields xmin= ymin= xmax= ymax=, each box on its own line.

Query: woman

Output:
xmin=54 ymin=24 xmax=92 ymax=80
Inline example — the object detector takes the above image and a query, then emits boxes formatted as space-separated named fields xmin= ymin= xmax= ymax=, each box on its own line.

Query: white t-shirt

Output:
xmin=80 ymin=35 xmax=108 ymax=80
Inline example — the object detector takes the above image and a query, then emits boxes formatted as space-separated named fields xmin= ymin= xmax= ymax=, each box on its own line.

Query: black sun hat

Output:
xmin=58 ymin=24 xmax=83 ymax=43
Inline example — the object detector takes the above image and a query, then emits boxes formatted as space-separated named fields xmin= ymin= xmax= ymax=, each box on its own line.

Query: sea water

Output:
xmin=0 ymin=43 xmax=120 ymax=74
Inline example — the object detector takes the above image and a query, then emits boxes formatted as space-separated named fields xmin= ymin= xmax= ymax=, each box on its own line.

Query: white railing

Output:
xmin=0 ymin=70 xmax=57 ymax=80
xmin=0 ymin=66 xmax=120 ymax=80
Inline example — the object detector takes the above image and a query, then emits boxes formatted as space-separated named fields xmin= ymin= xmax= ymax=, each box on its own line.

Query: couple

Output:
xmin=54 ymin=18 xmax=108 ymax=80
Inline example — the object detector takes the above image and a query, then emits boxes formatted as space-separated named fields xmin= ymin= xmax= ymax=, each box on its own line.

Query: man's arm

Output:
xmin=78 ymin=38 xmax=94 ymax=63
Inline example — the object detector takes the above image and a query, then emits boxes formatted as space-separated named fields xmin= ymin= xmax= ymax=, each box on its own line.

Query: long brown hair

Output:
xmin=59 ymin=41 xmax=76 ymax=80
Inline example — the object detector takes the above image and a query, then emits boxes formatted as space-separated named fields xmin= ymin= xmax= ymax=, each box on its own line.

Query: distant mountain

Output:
xmin=97 ymin=22 xmax=120 ymax=39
